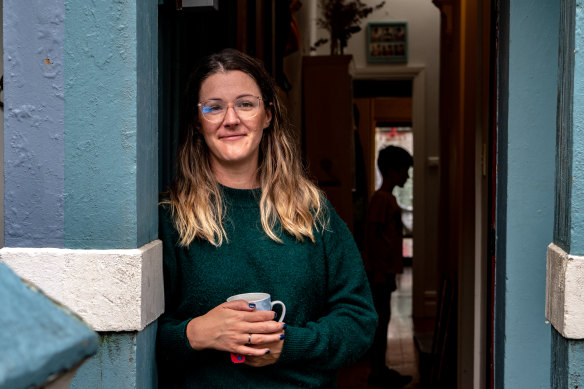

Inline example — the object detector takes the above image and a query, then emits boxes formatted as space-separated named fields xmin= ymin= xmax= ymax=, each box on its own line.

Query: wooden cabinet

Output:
xmin=302 ymin=55 xmax=354 ymax=231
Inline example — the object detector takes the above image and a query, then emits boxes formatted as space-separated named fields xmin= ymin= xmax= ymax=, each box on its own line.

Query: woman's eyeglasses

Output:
xmin=198 ymin=96 xmax=264 ymax=123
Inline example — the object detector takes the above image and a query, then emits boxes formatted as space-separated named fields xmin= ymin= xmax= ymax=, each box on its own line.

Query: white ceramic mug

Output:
xmin=226 ymin=292 xmax=286 ymax=322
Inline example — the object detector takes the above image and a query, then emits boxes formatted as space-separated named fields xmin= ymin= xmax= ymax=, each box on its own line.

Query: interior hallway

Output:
xmin=338 ymin=266 xmax=426 ymax=389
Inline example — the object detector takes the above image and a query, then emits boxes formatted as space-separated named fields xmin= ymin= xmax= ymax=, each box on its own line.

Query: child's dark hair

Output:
xmin=377 ymin=146 xmax=413 ymax=176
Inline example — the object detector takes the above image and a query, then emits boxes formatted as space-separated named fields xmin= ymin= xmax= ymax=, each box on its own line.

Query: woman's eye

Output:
xmin=236 ymin=100 xmax=255 ymax=109
xmin=203 ymin=104 xmax=224 ymax=114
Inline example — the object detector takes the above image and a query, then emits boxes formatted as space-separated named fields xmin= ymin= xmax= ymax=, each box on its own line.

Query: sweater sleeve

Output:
xmin=156 ymin=204 xmax=200 ymax=368
xmin=278 ymin=204 xmax=378 ymax=369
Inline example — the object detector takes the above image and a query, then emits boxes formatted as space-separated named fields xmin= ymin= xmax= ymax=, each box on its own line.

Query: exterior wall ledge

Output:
xmin=0 ymin=240 xmax=164 ymax=332
xmin=546 ymin=243 xmax=584 ymax=339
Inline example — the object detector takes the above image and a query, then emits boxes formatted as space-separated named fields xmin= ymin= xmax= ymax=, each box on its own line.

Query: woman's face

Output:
xmin=197 ymin=70 xmax=272 ymax=174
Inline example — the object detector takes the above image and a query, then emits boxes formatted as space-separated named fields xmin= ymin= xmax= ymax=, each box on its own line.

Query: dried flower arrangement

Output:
xmin=311 ymin=0 xmax=386 ymax=55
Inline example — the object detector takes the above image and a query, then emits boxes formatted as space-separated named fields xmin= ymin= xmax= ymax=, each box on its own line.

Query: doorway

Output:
xmin=351 ymin=79 xmax=431 ymax=389
xmin=157 ymin=1 xmax=496 ymax=387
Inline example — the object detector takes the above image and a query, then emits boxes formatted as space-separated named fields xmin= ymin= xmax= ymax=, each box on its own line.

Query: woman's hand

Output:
xmin=244 ymin=332 xmax=285 ymax=367
xmin=186 ymin=300 xmax=286 ymax=357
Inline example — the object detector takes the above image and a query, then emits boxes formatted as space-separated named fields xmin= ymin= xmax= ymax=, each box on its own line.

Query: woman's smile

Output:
xmin=218 ymin=132 xmax=246 ymax=141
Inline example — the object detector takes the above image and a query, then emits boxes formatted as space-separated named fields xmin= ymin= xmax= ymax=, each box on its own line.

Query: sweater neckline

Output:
xmin=220 ymin=184 xmax=261 ymax=208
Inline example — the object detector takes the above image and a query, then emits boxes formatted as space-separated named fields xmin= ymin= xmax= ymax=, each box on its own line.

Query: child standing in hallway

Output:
xmin=365 ymin=145 xmax=413 ymax=389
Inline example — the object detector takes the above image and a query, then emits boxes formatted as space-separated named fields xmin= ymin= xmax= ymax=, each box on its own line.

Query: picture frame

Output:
xmin=366 ymin=22 xmax=408 ymax=63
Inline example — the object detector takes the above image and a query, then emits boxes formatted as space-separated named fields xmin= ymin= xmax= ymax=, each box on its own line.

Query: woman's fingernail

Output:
xmin=282 ymin=323 xmax=287 ymax=329
xmin=249 ymin=303 xmax=256 ymax=309
xmin=265 ymin=349 xmax=271 ymax=354
xmin=280 ymin=334 xmax=286 ymax=340
xmin=274 ymin=312 xmax=277 ymax=319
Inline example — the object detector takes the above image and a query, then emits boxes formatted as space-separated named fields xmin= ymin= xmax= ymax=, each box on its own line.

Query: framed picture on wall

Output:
xmin=366 ymin=22 xmax=408 ymax=63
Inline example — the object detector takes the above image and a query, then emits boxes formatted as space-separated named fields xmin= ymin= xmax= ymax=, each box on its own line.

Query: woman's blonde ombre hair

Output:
xmin=165 ymin=49 xmax=327 ymax=247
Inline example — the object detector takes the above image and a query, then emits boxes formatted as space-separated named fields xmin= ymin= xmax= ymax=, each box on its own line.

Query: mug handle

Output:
xmin=271 ymin=300 xmax=286 ymax=322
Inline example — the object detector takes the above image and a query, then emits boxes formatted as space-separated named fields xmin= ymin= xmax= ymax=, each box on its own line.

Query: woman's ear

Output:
xmin=263 ymin=107 xmax=273 ymax=130
xmin=193 ymin=118 xmax=202 ymax=133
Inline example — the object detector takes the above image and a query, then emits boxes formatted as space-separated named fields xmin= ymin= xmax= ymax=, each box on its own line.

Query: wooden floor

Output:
xmin=338 ymin=267 xmax=429 ymax=389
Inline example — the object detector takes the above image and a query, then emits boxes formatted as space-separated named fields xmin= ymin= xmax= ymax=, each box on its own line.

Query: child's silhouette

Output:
xmin=364 ymin=145 xmax=413 ymax=389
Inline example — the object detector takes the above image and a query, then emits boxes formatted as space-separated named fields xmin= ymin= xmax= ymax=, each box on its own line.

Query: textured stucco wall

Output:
xmin=64 ymin=0 xmax=139 ymax=249
xmin=4 ymin=0 xmax=158 ymax=249
xmin=0 ymin=262 xmax=97 ymax=389
xmin=3 ymin=0 xmax=161 ymax=387
xmin=501 ymin=0 xmax=558 ymax=387
xmin=551 ymin=327 xmax=584 ymax=388
xmin=70 ymin=322 xmax=157 ymax=389
xmin=546 ymin=244 xmax=584 ymax=339
xmin=0 ymin=240 xmax=164 ymax=332
xmin=136 ymin=321 xmax=159 ymax=389
xmin=4 ymin=0 xmax=65 ymax=247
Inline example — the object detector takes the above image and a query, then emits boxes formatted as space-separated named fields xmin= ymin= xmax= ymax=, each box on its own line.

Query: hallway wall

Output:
xmin=299 ymin=0 xmax=441 ymax=319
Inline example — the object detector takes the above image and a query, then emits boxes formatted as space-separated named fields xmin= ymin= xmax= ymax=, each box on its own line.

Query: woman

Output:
xmin=157 ymin=48 xmax=377 ymax=388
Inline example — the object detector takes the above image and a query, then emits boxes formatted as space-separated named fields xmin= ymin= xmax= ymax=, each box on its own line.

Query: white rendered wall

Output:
xmin=0 ymin=240 xmax=164 ymax=331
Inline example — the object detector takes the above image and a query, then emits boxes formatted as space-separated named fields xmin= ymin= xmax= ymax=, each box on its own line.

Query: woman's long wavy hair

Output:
xmin=165 ymin=48 xmax=327 ymax=247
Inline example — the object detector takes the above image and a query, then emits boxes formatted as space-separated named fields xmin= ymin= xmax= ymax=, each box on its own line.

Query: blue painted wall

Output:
xmin=4 ymin=0 xmax=161 ymax=386
xmin=3 ymin=0 xmax=65 ymax=247
xmin=550 ymin=2 xmax=584 ymax=387
xmin=0 ymin=263 xmax=97 ymax=389
xmin=554 ymin=0 xmax=574 ymax=253
xmin=4 ymin=0 xmax=158 ymax=249
xmin=498 ymin=0 xmax=559 ymax=387
xmin=136 ymin=321 xmax=159 ymax=389
xmin=551 ymin=327 xmax=584 ymax=388
xmin=570 ymin=0 xmax=584 ymax=255
xmin=70 ymin=322 xmax=157 ymax=389
xmin=137 ymin=0 xmax=159 ymax=248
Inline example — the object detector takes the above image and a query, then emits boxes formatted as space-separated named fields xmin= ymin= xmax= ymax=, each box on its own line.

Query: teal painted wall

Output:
xmin=554 ymin=0 xmax=574 ymax=253
xmin=4 ymin=0 xmax=160 ymax=385
xmin=500 ymin=0 xmax=558 ymax=387
xmin=551 ymin=1 xmax=584 ymax=387
xmin=551 ymin=327 xmax=584 ymax=388
xmin=569 ymin=0 xmax=584 ymax=255
xmin=137 ymin=0 xmax=159 ymax=247
xmin=64 ymin=0 xmax=158 ymax=249
xmin=137 ymin=321 xmax=159 ymax=389
xmin=0 ymin=263 xmax=97 ymax=389
xmin=70 ymin=322 xmax=157 ymax=389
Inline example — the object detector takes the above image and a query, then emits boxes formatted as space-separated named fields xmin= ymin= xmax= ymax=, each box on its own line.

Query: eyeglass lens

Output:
xmin=200 ymin=96 xmax=261 ymax=122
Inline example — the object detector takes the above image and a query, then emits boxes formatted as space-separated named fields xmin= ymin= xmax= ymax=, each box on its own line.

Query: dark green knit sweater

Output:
xmin=156 ymin=186 xmax=377 ymax=388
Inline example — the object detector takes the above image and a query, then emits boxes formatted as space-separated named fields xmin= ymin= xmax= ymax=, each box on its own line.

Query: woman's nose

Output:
xmin=223 ymin=105 xmax=240 ymax=125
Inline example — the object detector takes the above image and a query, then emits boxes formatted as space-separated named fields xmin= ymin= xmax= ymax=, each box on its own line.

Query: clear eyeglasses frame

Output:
xmin=197 ymin=95 xmax=264 ymax=123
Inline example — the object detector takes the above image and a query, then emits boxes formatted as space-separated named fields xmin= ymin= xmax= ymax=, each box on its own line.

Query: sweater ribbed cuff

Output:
xmin=278 ymin=325 xmax=319 ymax=364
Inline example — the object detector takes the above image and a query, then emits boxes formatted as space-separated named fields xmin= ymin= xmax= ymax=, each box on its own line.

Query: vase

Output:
xmin=330 ymin=37 xmax=341 ymax=55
